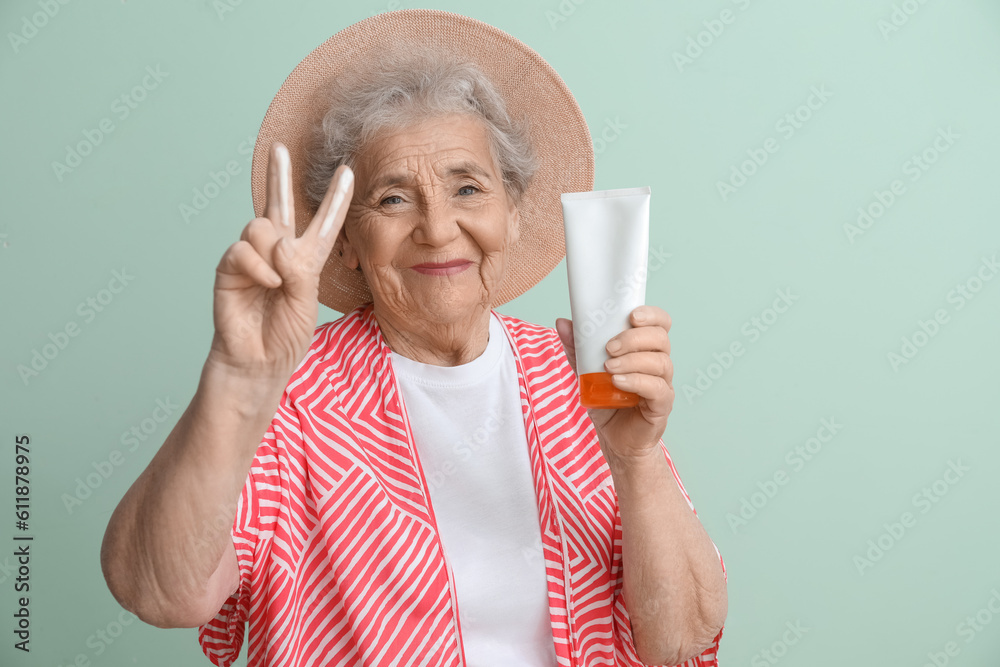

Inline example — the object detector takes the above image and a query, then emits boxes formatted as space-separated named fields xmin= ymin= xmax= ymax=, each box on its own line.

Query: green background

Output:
xmin=3 ymin=0 xmax=999 ymax=664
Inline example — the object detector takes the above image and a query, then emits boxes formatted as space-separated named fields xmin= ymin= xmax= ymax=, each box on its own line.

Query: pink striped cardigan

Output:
xmin=197 ymin=303 xmax=724 ymax=666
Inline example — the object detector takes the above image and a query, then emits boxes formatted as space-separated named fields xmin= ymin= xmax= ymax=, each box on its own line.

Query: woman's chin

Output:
xmin=414 ymin=289 xmax=492 ymax=322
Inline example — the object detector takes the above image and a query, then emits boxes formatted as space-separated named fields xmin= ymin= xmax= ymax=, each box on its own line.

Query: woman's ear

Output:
xmin=337 ymin=231 xmax=360 ymax=270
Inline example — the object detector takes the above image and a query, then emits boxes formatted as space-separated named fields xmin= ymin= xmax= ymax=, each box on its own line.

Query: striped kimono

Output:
xmin=198 ymin=303 xmax=724 ymax=666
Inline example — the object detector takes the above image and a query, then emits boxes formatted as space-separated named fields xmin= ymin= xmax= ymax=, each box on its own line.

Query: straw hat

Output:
xmin=250 ymin=8 xmax=594 ymax=314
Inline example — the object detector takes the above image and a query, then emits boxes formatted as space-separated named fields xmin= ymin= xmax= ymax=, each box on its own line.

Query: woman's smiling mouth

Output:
xmin=410 ymin=259 xmax=473 ymax=276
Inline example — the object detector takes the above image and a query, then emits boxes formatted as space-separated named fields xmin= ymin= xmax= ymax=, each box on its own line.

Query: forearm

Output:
xmin=100 ymin=361 xmax=286 ymax=626
xmin=608 ymin=444 xmax=727 ymax=665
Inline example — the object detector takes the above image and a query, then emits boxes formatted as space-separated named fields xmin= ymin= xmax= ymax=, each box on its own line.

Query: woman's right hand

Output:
xmin=206 ymin=141 xmax=354 ymax=381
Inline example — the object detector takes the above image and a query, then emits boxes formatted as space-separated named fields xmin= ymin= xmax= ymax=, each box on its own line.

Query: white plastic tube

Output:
xmin=561 ymin=186 xmax=650 ymax=408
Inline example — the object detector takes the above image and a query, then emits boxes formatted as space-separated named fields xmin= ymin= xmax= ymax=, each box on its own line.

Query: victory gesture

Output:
xmin=207 ymin=141 xmax=354 ymax=380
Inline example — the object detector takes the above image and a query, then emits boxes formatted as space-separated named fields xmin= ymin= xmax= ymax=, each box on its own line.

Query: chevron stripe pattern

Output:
xmin=197 ymin=304 xmax=724 ymax=666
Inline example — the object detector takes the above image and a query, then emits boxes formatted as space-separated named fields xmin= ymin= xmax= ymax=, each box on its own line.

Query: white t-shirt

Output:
xmin=390 ymin=311 xmax=558 ymax=667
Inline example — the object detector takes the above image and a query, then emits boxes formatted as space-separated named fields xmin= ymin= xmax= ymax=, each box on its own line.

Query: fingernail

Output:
xmin=633 ymin=309 xmax=646 ymax=323
xmin=607 ymin=339 xmax=621 ymax=354
xmin=320 ymin=167 xmax=353 ymax=239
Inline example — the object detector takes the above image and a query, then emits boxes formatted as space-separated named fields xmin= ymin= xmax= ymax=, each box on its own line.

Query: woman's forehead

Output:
xmin=355 ymin=116 xmax=500 ymax=187
xmin=362 ymin=114 xmax=489 ymax=158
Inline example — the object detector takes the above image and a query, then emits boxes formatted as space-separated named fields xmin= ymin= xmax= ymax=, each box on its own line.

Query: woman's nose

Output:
xmin=412 ymin=200 xmax=461 ymax=246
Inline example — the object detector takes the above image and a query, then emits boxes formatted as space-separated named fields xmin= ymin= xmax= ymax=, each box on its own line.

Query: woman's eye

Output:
xmin=380 ymin=195 xmax=403 ymax=205
xmin=458 ymin=185 xmax=479 ymax=196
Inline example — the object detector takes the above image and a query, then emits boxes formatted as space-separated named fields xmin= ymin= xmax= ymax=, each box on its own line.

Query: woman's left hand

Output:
xmin=555 ymin=305 xmax=674 ymax=463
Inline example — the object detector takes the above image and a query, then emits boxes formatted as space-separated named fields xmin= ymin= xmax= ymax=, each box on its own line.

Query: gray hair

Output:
xmin=303 ymin=46 xmax=539 ymax=211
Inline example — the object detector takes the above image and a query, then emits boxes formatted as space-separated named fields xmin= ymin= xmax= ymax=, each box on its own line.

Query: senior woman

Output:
xmin=100 ymin=10 xmax=726 ymax=667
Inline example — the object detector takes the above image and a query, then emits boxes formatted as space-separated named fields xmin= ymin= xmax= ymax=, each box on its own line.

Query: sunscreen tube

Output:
xmin=561 ymin=186 xmax=650 ymax=409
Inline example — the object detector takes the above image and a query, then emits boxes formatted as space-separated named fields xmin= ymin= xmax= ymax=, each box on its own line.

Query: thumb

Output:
xmin=272 ymin=236 xmax=313 ymax=294
xmin=272 ymin=236 xmax=294 ymax=276
xmin=555 ymin=318 xmax=578 ymax=375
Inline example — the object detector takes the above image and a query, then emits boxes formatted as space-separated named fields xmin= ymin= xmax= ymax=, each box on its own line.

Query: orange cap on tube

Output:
xmin=579 ymin=372 xmax=640 ymax=409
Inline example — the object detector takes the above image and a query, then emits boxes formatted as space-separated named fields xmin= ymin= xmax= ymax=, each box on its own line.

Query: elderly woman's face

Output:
xmin=340 ymin=113 xmax=520 ymax=326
